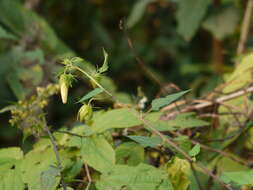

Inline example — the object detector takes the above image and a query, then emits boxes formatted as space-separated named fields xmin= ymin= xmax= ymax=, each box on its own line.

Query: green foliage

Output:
xmin=0 ymin=1 xmax=253 ymax=190
xmin=151 ymin=90 xmax=190 ymax=111
xmin=176 ymin=0 xmax=211 ymax=41
xmin=91 ymin=108 xmax=142 ymax=133
xmin=96 ymin=164 xmax=174 ymax=190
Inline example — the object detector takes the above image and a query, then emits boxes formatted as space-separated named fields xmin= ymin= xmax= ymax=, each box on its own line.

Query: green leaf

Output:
xmin=98 ymin=48 xmax=109 ymax=73
xmin=91 ymin=108 xmax=142 ymax=133
xmin=116 ymin=142 xmax=144 ymax=166
xmin=165 ymin=113 xmax=209 ymax=130
xmin=188 ymin=144 xmax=201 ymax=157
xmin=78 ymin=88 xmax=104 ymax=103
xmin=6 ymin=72 xmax=25 ymax=100
xmin=23 ymin=48 xmax=45 ymax=65
xmin=80 ymin=135 xmax=115 ymax=173
xmin=40 ymin=167 xmax=61 ymax=190
xmin=20 ymin=147 xmax=64 ymax=190
xmin=176 ymin=0 xmax=211 ymax=41
xmin=0 ymin=147 xmax=23 ymax=160
xmin=0 ymin=25 xmax=18 ymax=40
xmin=127 ymin=0 xmax=154 ymax=28
xmin=0 ymin=168 xmax=25 ymax=190
xmin=96 ymin=164 xmax=174 ymax=190
xmin=221 ymin=170 xmax=253 ymax=186
xmin=151 ymin=90 xmax=190 ymax=111
xmin=127 ymin=135 xmax=162 ymax=147
xmin=202 ymin=7 xmax=240 ymax=40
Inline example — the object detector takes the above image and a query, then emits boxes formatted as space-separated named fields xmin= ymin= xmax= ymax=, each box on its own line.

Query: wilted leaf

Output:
xmin=91 ymin=108 xmax=142 ymax=133
xmin=176 ymin=0 xmax=211 ymax=41
xmin=78 ymin=88 xmax=104 ymax=103
xmin=167 ymin=157 xmax=191 ymax=190
xmin=151 ymin=90 xmax=190 ymax=111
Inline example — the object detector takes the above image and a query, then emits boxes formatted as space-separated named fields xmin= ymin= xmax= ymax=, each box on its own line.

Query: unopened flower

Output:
xmin=77 ymin=104 xmax=93 ymax=123
xmin=59 ymin=74 xmax=74 ymax=104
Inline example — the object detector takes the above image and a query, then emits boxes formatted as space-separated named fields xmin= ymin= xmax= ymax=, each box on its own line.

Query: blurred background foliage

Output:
xmin=0 ymin=0 xmax=249 ymax=147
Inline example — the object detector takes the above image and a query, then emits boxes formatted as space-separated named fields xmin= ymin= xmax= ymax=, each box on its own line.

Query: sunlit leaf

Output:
xmin=91 ymin=108 xmax=142 ymax=133
xmin=40 ymin=167 xmax=61 ymax=190
xmin=188 ymin=144 xmax=200 ymax=157
xmin=96 ymin=164 xmax=174 ymax=190
xmin=80 ymin=135 xmax=115 ymax=173
xmin=98 ymin=48 xmax=109 ymax=73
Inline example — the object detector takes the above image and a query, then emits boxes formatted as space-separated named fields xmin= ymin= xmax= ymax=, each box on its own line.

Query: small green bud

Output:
xmin=77 ymin=104 xmax=93 ymax=123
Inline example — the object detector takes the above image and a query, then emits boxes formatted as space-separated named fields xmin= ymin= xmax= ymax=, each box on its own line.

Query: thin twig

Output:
xmin=84 ymin=164 xmax=92 ymax=190
xmin=163 ymin=85 xmax=253 ymax=119
xmin=44 ymin=125 xmax=67 ymax=190
xmin=236 ymin=0 xmax=253 ymax=57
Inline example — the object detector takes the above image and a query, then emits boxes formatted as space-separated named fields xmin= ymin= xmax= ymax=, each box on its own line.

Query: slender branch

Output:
xmin=236 ymin=0 xmax=253 ymax=57
xmin=44 ymin=125 xmax=67 ymax=190
xmin=85 ymin=164 xmax=92 ymax=190
xmin=163 ymin=85 xmax=253 ymax=119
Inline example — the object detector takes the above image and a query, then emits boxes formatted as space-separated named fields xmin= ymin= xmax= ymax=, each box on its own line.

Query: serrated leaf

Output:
xmin=221 ymin=170 xmax=253 ymax=186
xmin=189 ymin=144 xmax=201 ymax=157
xmin=116 ymin=142 xmax=144 ymax=166
xmin=127 ymin=0 xmax=154 ymax=28
xmin=40 ymin=167 xmax=61 ymax=190
xmin=91 ymin=108 xmax=142 ymax=133
xmin=127 ymin=135 xmax=162 ymax=147
xmin=78 ymin=88 xmax=104 ymax=103
xmin=80 ymin=135 xmax=115 ymax=173
xmin=202 ymin=7 xmax=240 ymax=40
xmin=98 ymin=48 xmax=109 ymax=73
xmin=96 ymin=164 xmax=174 ymax=190
xmin=151 ymin=90 xmax=190 ymax=111
xmin=176 ymin=0 xmax=211 ymax=41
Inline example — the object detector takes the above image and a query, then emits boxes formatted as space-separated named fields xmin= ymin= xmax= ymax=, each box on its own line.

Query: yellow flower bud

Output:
xmin=77 ymin=104 xmax=93 ymax=123
xmin=59 ymin=75 xmax=68 ymax=104
xmin=59 ymin=74 xmax=74 ymax=104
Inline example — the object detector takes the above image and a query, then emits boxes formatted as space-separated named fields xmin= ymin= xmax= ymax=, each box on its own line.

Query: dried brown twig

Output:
xmin=162 ymin=85 xmax=253 ymax=119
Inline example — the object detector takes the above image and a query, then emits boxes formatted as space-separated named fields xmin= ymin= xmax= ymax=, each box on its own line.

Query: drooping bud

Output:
xmin=59 ymin=74 xmax=73 ymax=104
xmin=77 ymin=103 xmax=93 ymax=123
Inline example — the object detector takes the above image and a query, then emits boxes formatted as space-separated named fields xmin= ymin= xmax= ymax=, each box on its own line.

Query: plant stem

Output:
xmin=44 ymin=124 xmax=67 ymax=190
xmin=73 ymin=66 xmax=115 ymax=99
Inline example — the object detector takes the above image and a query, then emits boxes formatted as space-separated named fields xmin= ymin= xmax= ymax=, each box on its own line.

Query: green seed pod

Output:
xmin=77 ymin=104 xmax=93 ymax=123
